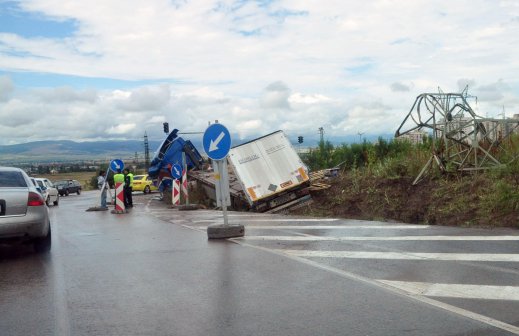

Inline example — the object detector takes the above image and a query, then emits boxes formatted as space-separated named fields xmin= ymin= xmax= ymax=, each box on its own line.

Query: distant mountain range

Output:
xmin=0 ymin=133 xmax=392 ymax=164
xmin=0 ymin=140 xmax=163 ymax=164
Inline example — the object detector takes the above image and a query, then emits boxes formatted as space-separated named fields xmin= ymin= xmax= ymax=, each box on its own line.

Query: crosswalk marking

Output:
xmin=192 ymin=218 xmax=340 ymax=223
xmin=378 ymin=281 xmax=519 ymax=301
xmin=146 ymin=204 xmax=519 ymax=334
xmin=245 ymin=225 xmax=432 ymax=229
xmin=240 ymin=235 xmax=519 ymax=241
xmin=189 ymin=225 xmax=432 ymax=230
xmin=235 ymin=241 xmax=519 ymax=335
xmin=277 ymin=250 xmax=519 ymax=262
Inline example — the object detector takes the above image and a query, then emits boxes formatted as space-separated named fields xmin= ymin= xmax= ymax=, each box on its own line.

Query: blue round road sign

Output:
xmin=203 ymin=123 xmax=231 ymax=160
xmin=110 ymin=159 xmax=125 ymax=172
xmin=171 ymin=163 xmax=182 ymax=179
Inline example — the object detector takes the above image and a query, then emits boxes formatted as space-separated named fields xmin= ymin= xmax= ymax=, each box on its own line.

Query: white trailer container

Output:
xmin=227 ymin=130 xmax=310 ymax=212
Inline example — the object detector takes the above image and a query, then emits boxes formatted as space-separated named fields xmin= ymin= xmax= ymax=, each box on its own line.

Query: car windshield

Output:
xmin=133 ymin=176 xmax=144 ymax=181
xmin=54 ymin=181 xmax=67 ymax=186
xmin=0 ymin=171 xmax=27 ymax=187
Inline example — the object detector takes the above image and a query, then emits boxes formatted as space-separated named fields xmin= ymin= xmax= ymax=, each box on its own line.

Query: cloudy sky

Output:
xmin=1 ymin=0 xmax=519 ymax=146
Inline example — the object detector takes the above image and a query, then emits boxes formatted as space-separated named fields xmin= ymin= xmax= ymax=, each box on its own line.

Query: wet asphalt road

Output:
xmin=1 ymin=190 xmax=518 ymax=336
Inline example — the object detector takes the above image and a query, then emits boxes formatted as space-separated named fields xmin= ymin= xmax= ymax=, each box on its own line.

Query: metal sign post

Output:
xmin=203 ymin=123 xmax=244 ymax=239
xmin=213 ymin=158 xmax=231 ymax=225
xmin=181 ymin=152 xmax=189 ymax=205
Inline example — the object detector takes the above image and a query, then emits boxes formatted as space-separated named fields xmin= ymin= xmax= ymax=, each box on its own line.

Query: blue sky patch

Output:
xmin=345 ymin=63 xmax=374 ymax=75
xmin=0 ymin=1 xmax=77 ymax=39
xmin=390 ymin=38 xmax=410 ymax=45
xmin=0 ymin=71 xmax=183 ymax=90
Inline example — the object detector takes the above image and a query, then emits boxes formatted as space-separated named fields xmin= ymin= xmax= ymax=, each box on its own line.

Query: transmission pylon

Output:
xmin=144 ymin=132 xmax=150 ymax=170
xmin=395 ymin=89 xmax=519 ymax=185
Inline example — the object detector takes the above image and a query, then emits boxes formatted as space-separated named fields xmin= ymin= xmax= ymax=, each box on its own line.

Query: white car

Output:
xmin=35 ymin=178 xmax=59 ymax=206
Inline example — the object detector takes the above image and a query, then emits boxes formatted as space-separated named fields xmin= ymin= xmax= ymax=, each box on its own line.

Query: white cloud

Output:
xmin=0 ymin=76 xmax=14 ymax=102
xmin=289 ymin=93 xmax=332 ymax=104
xmin=107 ymin=123 xmax=137 ymax=134
xmin=36 ymin=86 xmax=98 ymax=103
xmin=113 ymin=84 xmax=171 ymax=111
xmin=236 ymin=119 xmax=263 ymax=139
xmin=260 ymin=81 xmax=291 ymax=109
xmin=390 ymin=82 xmax=411 ymax=92
xmin=147 ymin=115 xmax=166 ymax=124
xmin=0 ymin=0 xmax=519 ymax=145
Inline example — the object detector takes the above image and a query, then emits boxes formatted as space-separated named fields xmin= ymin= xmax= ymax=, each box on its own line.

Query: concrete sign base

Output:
xmin=178 ymin=204 xmax=201 ymax=211
xmin=86 ymin=206 xmax=109 ymax=212
xmin=207 ymin=224 xmax=245 ymax=239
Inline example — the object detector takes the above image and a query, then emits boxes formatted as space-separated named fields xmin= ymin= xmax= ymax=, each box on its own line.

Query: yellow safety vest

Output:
xmin=127 ymin=173 xmax=134 ymax=187
xmin=114 ymin=173 xmax=125 ymax=184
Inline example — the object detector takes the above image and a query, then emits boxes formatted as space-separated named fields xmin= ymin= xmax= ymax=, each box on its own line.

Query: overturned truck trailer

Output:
xmin=190 ymin=130 xmax=312 ymax=213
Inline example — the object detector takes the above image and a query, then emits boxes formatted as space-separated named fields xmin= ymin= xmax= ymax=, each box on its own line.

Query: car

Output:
xmin=29 ymin=177 xmax=44 ymax=195
xmin=32 ymin=178 xmax=49 ymax=202
xmin=35 ymin=178 xmax=59 ymax=206
xmin=54 ymin=179 xmax=82 ymax=196
xmin=0 ymin=167 xmax=52 ymax=253
xmin=132 ymin=174 xmax=158 ymax=194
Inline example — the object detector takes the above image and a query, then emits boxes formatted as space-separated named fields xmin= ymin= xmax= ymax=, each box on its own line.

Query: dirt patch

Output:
xmin=293 ymin=173 xmax=519 ymax=228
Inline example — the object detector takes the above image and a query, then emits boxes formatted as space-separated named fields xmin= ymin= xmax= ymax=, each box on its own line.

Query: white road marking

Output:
xmin=47 ymin=213 xmax=72 ymax=336
xmin=189 ymin=224 xmax=430 ymax=229
xmin=378 ymin=281 xmax=519 ymax=301
xmin=192 ymin=218 xmax=340 ymax=223
xmin=240 ymin=235 xmax=519 ymax=241
xmin=231 ymin=240 xmax=519 ymax=335
xmin=242 ymin=225 xmax=431 ymax=229
xmin=277 ymin=250 xmax=519 ymax=262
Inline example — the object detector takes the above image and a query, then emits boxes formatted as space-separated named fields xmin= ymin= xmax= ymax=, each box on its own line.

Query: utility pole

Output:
xmin=358 ymin=131 xmax=364 ymax=143
xmin=144 ymin=132 xmax=150 ymax=170
xmin=318 ymin=127 xmax=324 ymax=144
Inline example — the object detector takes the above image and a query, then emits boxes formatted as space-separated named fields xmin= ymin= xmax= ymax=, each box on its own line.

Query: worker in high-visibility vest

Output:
xmin=123 ymin=168 xmax=134 ymax=208
xmin=113 ymin=170 xmax=125 ymax=184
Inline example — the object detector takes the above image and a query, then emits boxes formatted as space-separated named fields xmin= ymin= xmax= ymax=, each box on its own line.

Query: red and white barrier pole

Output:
xmin=181 ymin=169 xmax=188 ymax=204
xmin=172 ymin=179 xmax=181 ymax=206
xmin=114 ymin=181 xmax=125 ymax=213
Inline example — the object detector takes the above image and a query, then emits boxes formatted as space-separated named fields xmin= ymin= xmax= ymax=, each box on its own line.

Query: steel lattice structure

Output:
xmin=395 ymin=89 xmax=519 ymax=185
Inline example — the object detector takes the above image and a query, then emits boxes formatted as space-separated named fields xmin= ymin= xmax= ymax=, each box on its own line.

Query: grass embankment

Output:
xmin=296 ymin=137 xmax=519 ymax=228
xmin=299 ymin=172 xmax=519 ymax=228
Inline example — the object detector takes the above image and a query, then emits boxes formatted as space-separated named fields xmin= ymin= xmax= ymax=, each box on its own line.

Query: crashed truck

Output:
xmin=148 ymin=129 xmax=204 ymax=187
xmin=148 ymin=129 xmax=312 ymax=213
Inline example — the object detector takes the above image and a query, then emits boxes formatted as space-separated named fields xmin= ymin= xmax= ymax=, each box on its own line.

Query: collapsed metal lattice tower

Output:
xmin=395 ymin=89 xmax=519 ymax=185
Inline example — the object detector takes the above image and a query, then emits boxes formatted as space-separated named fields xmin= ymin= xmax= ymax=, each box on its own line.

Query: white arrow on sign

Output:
xmin=114 ymin=162 xmax=120 ymax=169
xmin=209 ymin=131 xmax=225 ymax=152
xmin=174 ymin=167 xmax=180 ymax=176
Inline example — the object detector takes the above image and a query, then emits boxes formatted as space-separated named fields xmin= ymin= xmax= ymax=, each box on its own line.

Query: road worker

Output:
xmin=123 ymin=168 xmax=134 ymax=208
xmin=97 ymin=170 xmax=108 ymax=209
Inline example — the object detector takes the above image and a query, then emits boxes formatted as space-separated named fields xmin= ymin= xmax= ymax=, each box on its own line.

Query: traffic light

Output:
xmin=298 ymin=136 xmax=303 ymax=144
xmin=163 ymin=122 xmax=169 ymax=134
